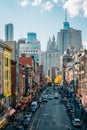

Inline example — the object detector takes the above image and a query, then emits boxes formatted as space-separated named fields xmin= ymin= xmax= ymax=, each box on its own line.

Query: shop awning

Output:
xmin=0 ymin=94 xmax=4 ymax=99
xmin=20 ymin=99 xmax=29 ymax=104
xmin=9 ymin=108 xmax=16 ymax=116
xmin=0 ymin=118 xmax=7 ymax=128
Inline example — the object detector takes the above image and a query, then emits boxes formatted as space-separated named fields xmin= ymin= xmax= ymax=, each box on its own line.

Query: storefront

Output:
xmin=0 ymin=118 xmax=7 ymax=129
xmin=20 ymin=97 xmax=32 ymax=110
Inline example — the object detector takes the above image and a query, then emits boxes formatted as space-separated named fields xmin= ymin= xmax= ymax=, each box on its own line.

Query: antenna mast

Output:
xmin=65 ymin=0 xmax=67 ymax=22
xmin=63 ymin=0 xmax=70 ymax=29
xmin=65 ymin=9 xmax=67 ymax=22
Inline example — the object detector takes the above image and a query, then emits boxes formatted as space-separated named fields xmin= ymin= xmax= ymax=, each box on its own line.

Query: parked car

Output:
xmin=60 ymin=97 xmax=68 ymax=104
xmin=66 ymin=103 xmax=72 ymax=108
xmin=25 ymin=117 xmax=31 ymax=122
xmin=24 ymin=112 xmax=32 ymax=118
xmin=38 ymin=97 xmax=42 ymax=103
xmin=72 ymin=118 xmax=82 ymax=127
xmin=16 ymin=125 xmax=24 ymax=130
xmin=43 ymin=95 xmax=48 ymax=102
xmin=48 ymin=94 xmax=53 ymax=100
xmin=66 ymin=107 xmax=72 ymax=113
xmin=23 ymin=119 xmax=29 ymax=127
xmin=69 ymin=110 xmax=76 ymax=115
xmin=31 ymin=101 xmax=38 ymax=112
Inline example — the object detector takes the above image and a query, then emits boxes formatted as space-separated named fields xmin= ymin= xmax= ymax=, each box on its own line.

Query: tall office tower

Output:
xmin=57 ymin=11 xmax=82 ymax=69
xmin=5 ymin=23 xmax=14 ymax=41
xmin=57 ymin=27 xmax=82 ymax=55
xmin=27 ymin=32 xmax=36 ymax=43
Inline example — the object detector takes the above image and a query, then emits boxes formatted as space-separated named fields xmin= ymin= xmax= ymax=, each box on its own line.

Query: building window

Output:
xmin=5 ymin=59 xmax=8 ymax=66
xmin=49 ymin=54 xmax=51 ymax=57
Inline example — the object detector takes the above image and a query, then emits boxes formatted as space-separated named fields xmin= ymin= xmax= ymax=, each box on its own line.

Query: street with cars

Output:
xmin=3 ymin=86 xmax=87 ymax=130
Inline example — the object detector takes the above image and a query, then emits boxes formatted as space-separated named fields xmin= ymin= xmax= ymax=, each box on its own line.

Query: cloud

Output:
xmin=52 ymin=0 xmax=59 ymax=3
xmin=83 ymin=0 xmax=87 ymax=17
xmin=63 ymin=0 xmax=82 ymax=17
xmin=42 ymin=1 xmax=53 ymax=11
xmin=32 ymin=0 xmax=42 ymax=6
xmin=18 ymin=0 xmax=29 ymax=7
xmin=63 ymin=0 xmax=87 ymax=17
xmin=18 ymin=0 xmax=87 ymax=17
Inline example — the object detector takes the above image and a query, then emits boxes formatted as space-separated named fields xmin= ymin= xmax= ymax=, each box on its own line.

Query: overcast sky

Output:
xmin=0 ymin=0 xmax=87 ymax=50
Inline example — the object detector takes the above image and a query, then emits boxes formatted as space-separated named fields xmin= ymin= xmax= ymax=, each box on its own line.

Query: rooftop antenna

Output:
xmin=65 ymin=0 xmax=68 ymax=22
xmin=65 ymin=9 xmax=67 ymax=22
xmin=63 ymin=0 xmax=70 ymax=29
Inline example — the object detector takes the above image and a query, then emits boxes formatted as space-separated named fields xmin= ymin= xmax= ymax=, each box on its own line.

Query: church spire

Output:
xmin=49 ymin=37 xmax=51 ymax=43
xmin=52 ymin=34 xmax=55 ymax=42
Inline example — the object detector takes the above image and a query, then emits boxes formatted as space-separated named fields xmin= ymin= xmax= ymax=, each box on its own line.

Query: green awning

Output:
xmin=0 ymin=94 xmax=4 ymax=99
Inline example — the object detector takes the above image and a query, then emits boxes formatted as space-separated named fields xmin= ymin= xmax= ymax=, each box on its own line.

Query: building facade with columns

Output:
xmin=42 ymin=35 xmax=60 ymax=79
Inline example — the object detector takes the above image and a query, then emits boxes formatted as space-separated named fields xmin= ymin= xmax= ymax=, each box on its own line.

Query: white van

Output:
xmin=31 ymin=101 xmax=38 ymax=112
xmin=54 ymin=93 xmax=58 ymax=99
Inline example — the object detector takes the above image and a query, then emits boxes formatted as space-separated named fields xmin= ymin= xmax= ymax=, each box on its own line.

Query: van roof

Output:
xmin=31 ymin=101 xmax=37 ymax=104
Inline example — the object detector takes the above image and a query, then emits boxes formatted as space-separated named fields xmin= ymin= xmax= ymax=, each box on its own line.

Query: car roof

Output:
xmin=74 ymin=118 xmax=80 ymax=121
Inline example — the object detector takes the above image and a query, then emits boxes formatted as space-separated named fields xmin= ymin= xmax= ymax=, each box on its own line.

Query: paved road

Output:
xmin=5 ymin=88 xmax=84 ymax=130
xmin=28 ymin=93 xmax=75 ymax=130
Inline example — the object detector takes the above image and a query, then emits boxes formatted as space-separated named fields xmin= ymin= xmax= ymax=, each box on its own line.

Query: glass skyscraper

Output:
xmin=57 ymin=27 xmax=82 ymax=55
xmin=5 ymin=23 xmax=14 ymax=41
xmin=27 ymin=32 xmax=36 ymax=43
xmin=19 ymin=33 xmax=41 ymax=65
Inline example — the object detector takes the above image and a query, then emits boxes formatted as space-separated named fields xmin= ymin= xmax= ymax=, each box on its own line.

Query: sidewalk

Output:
xmin=59 ymin=87 xmax=87 ymax=129
xmin=70 ymin=95 xmax=87 ymax=129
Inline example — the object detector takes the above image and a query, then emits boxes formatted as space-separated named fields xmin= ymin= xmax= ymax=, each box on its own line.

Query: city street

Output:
xmin=29 ymin=99 xmax=71 ymax=130
xmin=5 ymin=87 xmax=85 ymax=130
xmin=28 ymin=89 xmax=82 ymax=130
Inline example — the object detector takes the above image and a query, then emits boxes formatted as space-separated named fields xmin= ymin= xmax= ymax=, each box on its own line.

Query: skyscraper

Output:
xmin=5 ymin=23 xmax=14 ymax=41
xmin=57 ymin=28 xmax=82 ymax=55
xmin=57 ymin=11 xmax=82 ymax=69
xmin=19 ymin=33 xmax=41 ymax=65
xmin=27 ymin=32 xmax=36 ymax=43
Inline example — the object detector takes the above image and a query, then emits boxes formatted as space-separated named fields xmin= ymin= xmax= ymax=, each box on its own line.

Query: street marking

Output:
xmin=36 ymin=116 xmax=41 ymax=130
xmin=29 ymin=109 xmax=40 ymax=130
xmin=29 ymin=105 xmax=45 ymax=130
xmin=42 ymin=113 xmax=49 ymax=116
